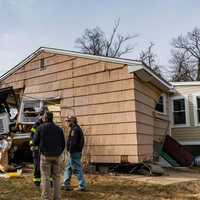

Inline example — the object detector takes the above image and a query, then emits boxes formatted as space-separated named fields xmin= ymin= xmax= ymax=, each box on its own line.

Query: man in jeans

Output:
xmin=64 ymin=115 xmax=86 ymax=191
xmin=33 ymin=112 xmax=65 ymax=200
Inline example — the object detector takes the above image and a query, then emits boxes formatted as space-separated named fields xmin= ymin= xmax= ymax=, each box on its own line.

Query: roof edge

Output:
xmin=40 ymin=46 xmax=142 ymax=65
xmin=128 ymin=65 xmax=172 ymax=90
xmin=0 ymin=47 xmax=43 ymax=81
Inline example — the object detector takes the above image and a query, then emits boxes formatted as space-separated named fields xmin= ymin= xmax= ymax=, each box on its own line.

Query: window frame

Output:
xmin=171 ymin=95 xmax=189 ymax=128
xmin=18 ymin=99 xmax=44 ymax=124
xmin=155 ymin=94 xmax=167 ymax=115
xmin=40 ymin=58 xmax=46 ymax=70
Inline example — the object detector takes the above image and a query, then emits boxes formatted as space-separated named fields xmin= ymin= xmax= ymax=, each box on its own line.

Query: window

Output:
xmin=155 ymin=95 xmax=166 ymax=114
xmin=173 ymin=98 xmax=186 ymax=125
xmin=196 ymin=96 xmax=200 ymax=124
xmin=18 ymin=100 xmax=43 ymax=124
xmin=40 ymin=58 xmax=46 ymax=70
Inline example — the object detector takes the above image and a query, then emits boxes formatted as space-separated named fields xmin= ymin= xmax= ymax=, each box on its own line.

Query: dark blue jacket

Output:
xmin=33 ymin=122 xmax=65 ymax=157
xmin=67 ymin=124 xmax=84 ymax=153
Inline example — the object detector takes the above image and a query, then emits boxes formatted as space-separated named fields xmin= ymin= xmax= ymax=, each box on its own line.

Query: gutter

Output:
xmin=170 ymin=81 xmax=200 ymax=86
xmin=128 ymin=64 xmax=173 ymax=91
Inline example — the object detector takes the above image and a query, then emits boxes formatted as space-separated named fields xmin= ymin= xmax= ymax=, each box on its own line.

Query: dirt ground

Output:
xmin=1 ymin=168 xmax=200 ymax=200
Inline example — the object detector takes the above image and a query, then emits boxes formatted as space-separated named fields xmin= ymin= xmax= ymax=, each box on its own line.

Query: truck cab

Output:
xmin=0 ymin=87 xmax=43 ymax=163
xmin=0 ymin=87 xmax=18 ymax=137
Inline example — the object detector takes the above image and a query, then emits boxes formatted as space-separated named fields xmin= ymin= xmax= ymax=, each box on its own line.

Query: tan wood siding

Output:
xmin=90 ymin=155 xmax=138 ymax=163
xmin=63 ymin=101 xmax=135 ymax=116
xmin=81 ymin=123 xmax=137 ymax=136
xmin=86 ymin=134 xmax=137 ymax=145
xmin=154 ymin=113 xmax=169 ymax=142
xmin=133 ymin=75 xmax=167 ymax=161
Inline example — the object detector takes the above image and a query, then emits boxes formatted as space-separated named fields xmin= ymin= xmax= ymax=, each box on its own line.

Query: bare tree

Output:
xmin=140 ymin=42 xmax=156 ymax=68
xmin=75 ymin=27 xmax=105 ymax=56
xmin=170 ymin=50 xmax=196 ymax=81
xmin=140 ymin=42 xmax=162 ymax=77
xmin=75 ymin=19 xmax=138 ymax=58
xmin=172 ymin=27 xmax=200 ymax=80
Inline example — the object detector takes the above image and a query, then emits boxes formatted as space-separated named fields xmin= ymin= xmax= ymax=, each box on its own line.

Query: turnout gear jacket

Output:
xmin=67 ymin=124 xmax=84 ymax=153
xmin=30 ymin=118 xmax=43 ymax=146
xmin=32 ymin=122 xmax=65 ymax=157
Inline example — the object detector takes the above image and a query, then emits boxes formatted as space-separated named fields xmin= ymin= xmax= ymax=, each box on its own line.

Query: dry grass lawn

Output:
xmin=1 ymin=172 xmax=200 ymax=200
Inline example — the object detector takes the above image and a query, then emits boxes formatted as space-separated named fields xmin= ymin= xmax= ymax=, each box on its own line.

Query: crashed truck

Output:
xmin=0 ymin=86 xmax=60 ymax=171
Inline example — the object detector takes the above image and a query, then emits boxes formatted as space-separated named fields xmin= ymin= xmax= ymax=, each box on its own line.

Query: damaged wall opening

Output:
xmin=0 ymin=88 xmax=62 ymax=170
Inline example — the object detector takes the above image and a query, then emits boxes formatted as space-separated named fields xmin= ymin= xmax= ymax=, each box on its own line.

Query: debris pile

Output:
xmin=109 ymin=162 xmax=165 ymax=176
xmin=0 ymin=136 xmax=12 ymax=172
xmin=159 ymin=135 xmax=194 ymax=167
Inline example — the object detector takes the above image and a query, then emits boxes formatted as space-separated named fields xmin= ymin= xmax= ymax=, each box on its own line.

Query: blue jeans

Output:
xmin=64 ymin=152 xmax=86 ymax=189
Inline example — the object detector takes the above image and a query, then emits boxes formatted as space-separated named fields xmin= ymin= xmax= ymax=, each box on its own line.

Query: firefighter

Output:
xmin=30 ymin=108 xmax=45 ymax=186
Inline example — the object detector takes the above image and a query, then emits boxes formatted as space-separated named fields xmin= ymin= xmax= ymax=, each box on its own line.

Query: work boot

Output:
xmin=34 ymin=182 xmax=40 ymax=188
xmin=50 ymin=180 xmax=53 ymax=188
xmin=77 ymin=187 xmax=87 ymax=192
xmin=64 ymin=186 xmax=73 ymax=191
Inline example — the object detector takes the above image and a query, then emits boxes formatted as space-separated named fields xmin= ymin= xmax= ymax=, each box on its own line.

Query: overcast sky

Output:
xmin=0 ymin=0 xmax=200 ymax=76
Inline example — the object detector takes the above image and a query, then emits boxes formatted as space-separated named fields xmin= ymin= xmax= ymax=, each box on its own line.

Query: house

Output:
xmin=170 ymin=82 xmax=200 ymax=155
xmin=0 ymin=47 xmax=172 ymax=164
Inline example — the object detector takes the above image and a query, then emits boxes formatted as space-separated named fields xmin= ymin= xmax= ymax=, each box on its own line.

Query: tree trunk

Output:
xmin=197 ymin=59 xmax=200 ymax=81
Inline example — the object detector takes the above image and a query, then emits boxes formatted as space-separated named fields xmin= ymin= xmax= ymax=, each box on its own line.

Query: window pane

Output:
xmin=155 ymin=96 xmax=164 ymax=113
xmin=174 ymin=112 xmax=186 ymax=124
xmin=173 ymin=99 xmax=185 ymax=111
xmin=40 ymin=58 xmax=46 ymax=70
xmin=198 ymin=110 xmax=200 ymax=123
xmin=158 ymin=96 xmax=163 ymax=104
xmin=197 ymin=97 xmax=200 ymax=109
xmin=155 ymin=103 xmax=164 ymax=113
